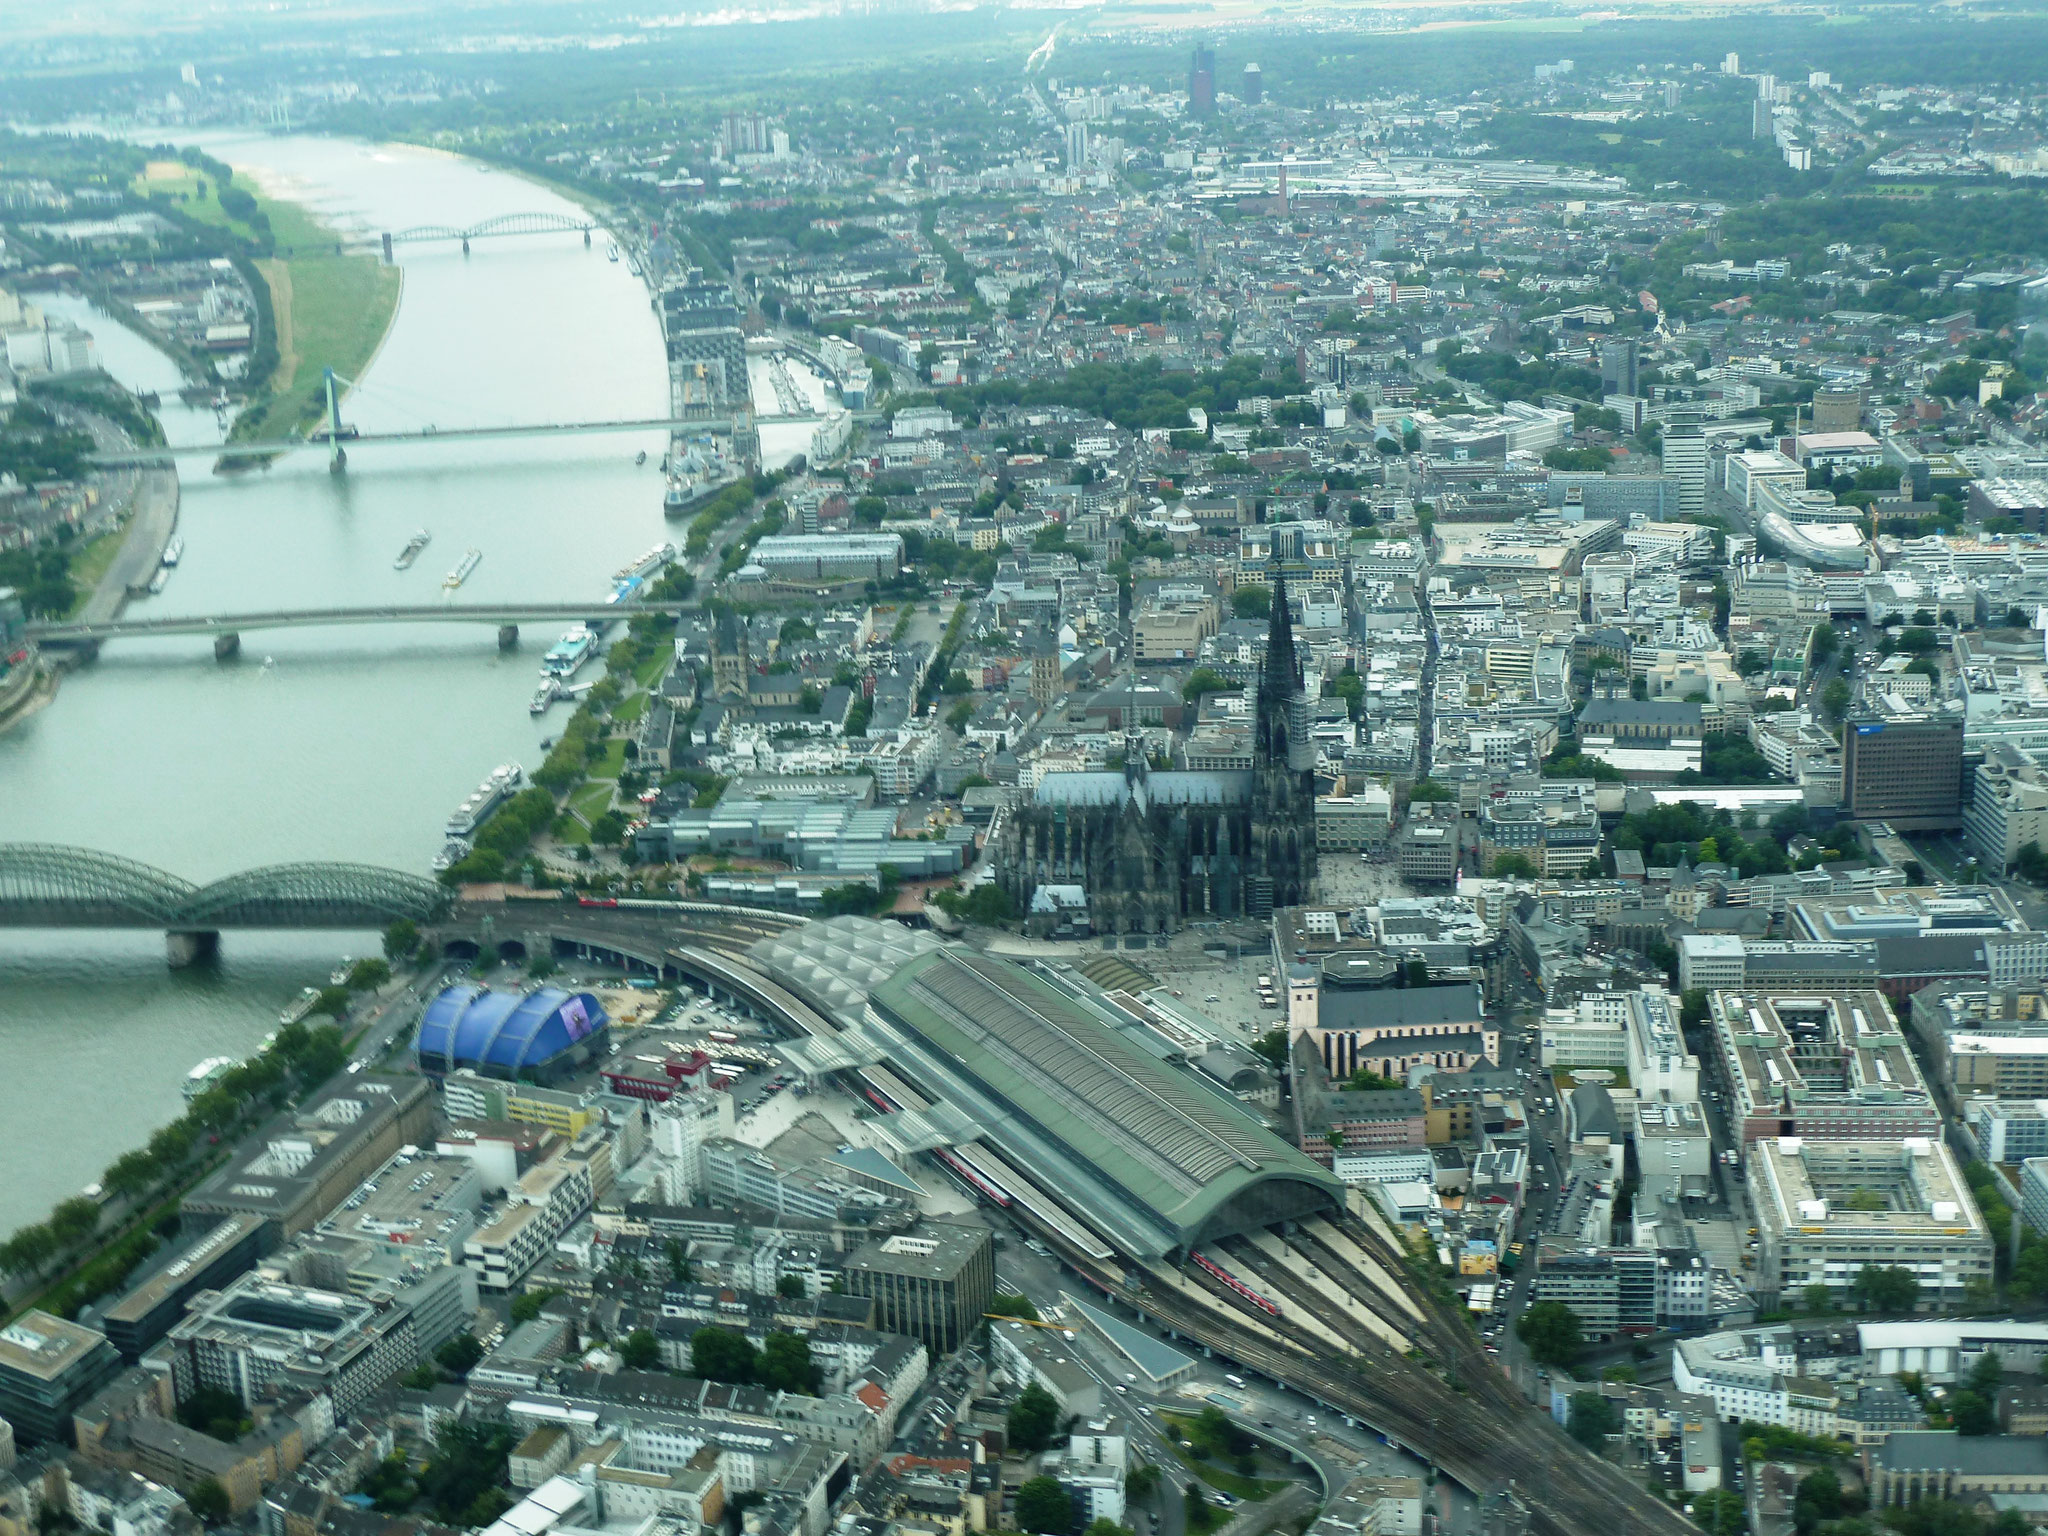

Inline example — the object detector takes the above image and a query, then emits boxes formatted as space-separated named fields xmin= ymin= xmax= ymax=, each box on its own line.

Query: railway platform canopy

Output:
xmin=864 ymin=944 xmax=1341 ymax=1259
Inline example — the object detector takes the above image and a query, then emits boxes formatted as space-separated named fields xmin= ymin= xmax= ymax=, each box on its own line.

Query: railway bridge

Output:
xmin=0 ymin=844 xmax=450 ymax=965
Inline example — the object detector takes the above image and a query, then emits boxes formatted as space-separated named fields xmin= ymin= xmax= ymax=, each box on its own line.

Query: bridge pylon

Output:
xmin=324 ymin=368 xmax=349 ymax=476
xmin=167 ymin=930 xmax=219 ymax=968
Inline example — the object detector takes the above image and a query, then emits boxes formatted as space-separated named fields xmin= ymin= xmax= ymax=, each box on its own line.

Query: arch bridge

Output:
xmin=0 ymin=844 xmax=450 ymax=964
xmin=386 ymin=212 xmax=600 ymax=245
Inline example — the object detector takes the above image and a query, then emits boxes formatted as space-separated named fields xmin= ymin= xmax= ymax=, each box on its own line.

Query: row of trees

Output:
xmin=0 ymin=1017 xmax=355 ymax=1316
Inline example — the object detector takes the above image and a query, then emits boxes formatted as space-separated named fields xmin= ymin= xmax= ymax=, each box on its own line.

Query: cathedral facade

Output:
xmin=994 ymin=581 xmax=1319 ymax=933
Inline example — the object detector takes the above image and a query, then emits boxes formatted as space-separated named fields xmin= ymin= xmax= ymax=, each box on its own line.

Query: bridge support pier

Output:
xmin=214 ymin=633 xmax=241 ymax=662
xmin=497 ymin=624 xmax=519 ymax=651
xmin=583 ymin=228 xmax=592 ymax=247
xmin=461 ymin=237 xmax=470 ymax=256
xmin=166 ymin=930 xmax=219 ymax=968
xmin=381 ymin=231 xmax=394 ymax=263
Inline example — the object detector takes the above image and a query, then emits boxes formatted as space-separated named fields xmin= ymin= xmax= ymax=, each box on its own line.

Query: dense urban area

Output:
xmin=17 ymin=9 xmax=2048 ymax=1536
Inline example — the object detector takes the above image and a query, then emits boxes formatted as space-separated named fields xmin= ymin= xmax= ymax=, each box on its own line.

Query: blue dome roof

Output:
xmin=416 ymin=985 xmax=607 ymax=1076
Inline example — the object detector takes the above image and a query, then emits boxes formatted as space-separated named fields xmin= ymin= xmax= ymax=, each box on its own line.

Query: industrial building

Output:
xmin=415 ymin=986 xmax=611 ymax=1085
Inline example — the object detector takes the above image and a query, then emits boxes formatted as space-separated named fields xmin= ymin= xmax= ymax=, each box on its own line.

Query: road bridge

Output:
xmin=0 ymin=844 xmax=450 ymax=965
xmin=28 ymin=600 xmax=693 ymax=657
xmin=85 ymin=410 xmax=879 ymax=469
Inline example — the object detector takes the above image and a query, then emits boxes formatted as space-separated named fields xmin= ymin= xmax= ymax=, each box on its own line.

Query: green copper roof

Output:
xmin=869 ymin=948 xmax=1339 ymax=1255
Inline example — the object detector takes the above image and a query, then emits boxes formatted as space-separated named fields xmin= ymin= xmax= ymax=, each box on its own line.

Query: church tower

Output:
xmin=710 ymin=607 xmax=749 ymax=699
xmin=1247 ymin=577 xmax=1317 ymax=916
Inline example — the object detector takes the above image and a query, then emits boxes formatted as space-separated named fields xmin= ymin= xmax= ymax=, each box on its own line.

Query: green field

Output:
xmin=134 ymin=160 xmax=403 ymax=443
xmin=247 ymin=250 xmax=400 ymax=439
xmin=65 ymin=525 xmax=128 ymax=613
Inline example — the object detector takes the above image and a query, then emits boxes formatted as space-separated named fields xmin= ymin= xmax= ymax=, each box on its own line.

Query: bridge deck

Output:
xmin=0 ymin=844 xmax=448 ymax=929
xmin=87 ymin=409 xmax=882 ymax=467
xmin=29 ymin=601 xmax=692 ymax=645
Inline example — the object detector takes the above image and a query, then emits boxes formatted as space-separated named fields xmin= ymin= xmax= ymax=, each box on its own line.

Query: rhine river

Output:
xmin=0 ymin=134 xmax=674 ymax=1236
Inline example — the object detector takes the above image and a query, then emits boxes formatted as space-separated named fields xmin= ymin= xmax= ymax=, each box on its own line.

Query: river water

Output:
xmin=0 ymin=134 xmax=672 ymax=1236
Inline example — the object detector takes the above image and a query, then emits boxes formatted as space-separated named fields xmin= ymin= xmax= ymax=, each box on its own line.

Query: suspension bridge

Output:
xmin=28 ymin=600 xmax=694 ymax=657
xmin=0 ymin=844 xmax=449 ymax=964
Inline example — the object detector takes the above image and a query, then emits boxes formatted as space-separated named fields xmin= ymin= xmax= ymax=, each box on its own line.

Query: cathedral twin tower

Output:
xmin=995 ymin=579 xmax=1319 ymax=933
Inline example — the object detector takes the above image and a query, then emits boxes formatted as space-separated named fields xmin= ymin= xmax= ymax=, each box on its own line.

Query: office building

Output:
xmin=1969 ymin=1100 xmax=2048 ymax=1165
xmin=1599 ymin=338 xmax=1638 ymax=399
xmin=1659 ymin=417 xmax=1708 ymax=518
xmin=1063 ymin=121 xmax=1088 ymax=171
xmin=183 ymin=1075 xmax=436 ymax=1243
xmin=98 ymin=1214 xmax=270 ymax=1363
xmin=1746 ymin=1137 xmax=1991 ymax=1310
xmin=1965 ymin=745 xmax=2048 ymax=871
xmin=841 ymin=1223 xmax=994 ymax=1355
xmin=0 ymin=1313 xmax=122 ymax=1447
xmin=1708 ymin=990 xmax=1938 ymax=1144
xmin=1044 ymin=1434 xmax=1128 ymax=1526
xmin=1189 ymin=46 xmax=1217 ymax=115
xmin=1240 ymin=63 xmax=1263 ymax=104
xmin=463 ymin=1147 xmax=596 ymax=1292
xmin=1843 ymin=711 xmax=1965 ymax=830
xmin=1678 ymin=937 xmax=1878 ymax=994
xmin=165 ymin=1275 xmax=419 ymax=1422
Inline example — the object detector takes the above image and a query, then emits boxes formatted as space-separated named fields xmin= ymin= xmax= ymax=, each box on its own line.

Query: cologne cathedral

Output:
xmin=994 ymin=580 xmax=1319 ymax=932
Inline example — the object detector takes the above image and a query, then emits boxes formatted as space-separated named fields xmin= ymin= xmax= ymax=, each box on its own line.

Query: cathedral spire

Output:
xmin=1261 ymin=575 xmax=1300 ymax=698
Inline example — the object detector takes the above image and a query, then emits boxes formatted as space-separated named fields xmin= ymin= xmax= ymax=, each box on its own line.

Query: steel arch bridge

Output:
xmin=387 ymin=212 xmax=597 ymax=244
xmin=0 ymin=844 xmax=450 ymax=930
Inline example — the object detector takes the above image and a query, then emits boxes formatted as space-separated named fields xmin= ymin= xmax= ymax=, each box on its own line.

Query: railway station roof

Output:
xmin=864 ymin=945 xmax=1340 ymax=1257
xmin=748 ymin=917 xmax=947 ymax=1026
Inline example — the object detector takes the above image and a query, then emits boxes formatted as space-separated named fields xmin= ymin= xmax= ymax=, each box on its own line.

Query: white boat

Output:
xmin=279 ymin=988 xmax=320 ymax=1025
xmin=161 ymin=536 xmax=184 ymax=567
xmin=446 ymin=762 xmax=527 ymax=837
xmin=432 ymin=837 xmax=473 ymax=872
xmin=183 ymin=1056 xmax=238 ymax=1100
xmin=543 ymin=625 xmax=598 ymax=677
xmin=607 ymin=241 xmax=620 ymax=262
xmin=394 ymin=529 xmax=431 ymax=570
xmin=329 ymin=957 xmax=355 ymax=986
xmin=147 ymin=566 xmax=169 ymax=594
xmin=614 ymin=543 xmax=676 ymax=583
xmin=530 ymin=678 xmax=562 ymax=714
xmin=443 ymin=547 xmax=482 ymax=589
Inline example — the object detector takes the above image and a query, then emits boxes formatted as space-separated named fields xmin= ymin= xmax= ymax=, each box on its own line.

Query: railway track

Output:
xmin=1216 ymin=1237 xmax=1400 ymax=1361
xmin=1056 ymin=1229 xmax=1695 ymax=1536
